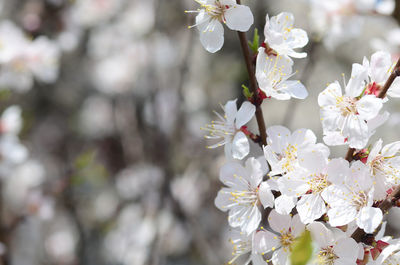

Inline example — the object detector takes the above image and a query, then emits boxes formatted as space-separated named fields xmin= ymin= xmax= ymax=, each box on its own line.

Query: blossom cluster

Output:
xmin=191 ymin=1 xmax=400 ymax=264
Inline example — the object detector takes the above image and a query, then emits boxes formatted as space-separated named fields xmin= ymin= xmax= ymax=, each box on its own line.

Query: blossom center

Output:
xmin=201 ymin=1 xmax=228 ymax=22
xmin=352 ymin=190 xmax=368 ymax=211
xmin=279 ymin=144 xmax=298 ymax=172
xmin=336 ymin=96 xmax=357 ymax=116
xmin=280 ymin=232 xmax=294 ymax=248
xmin=317 ymin=246 xmax=338 ymax=265
xmin=308 ymin=174 xmax=329 ymax=193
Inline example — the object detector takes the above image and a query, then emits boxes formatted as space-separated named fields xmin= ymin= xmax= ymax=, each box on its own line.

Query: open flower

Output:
xmin=279 ymin=152 xmax=351 ymax=224
xmin=263 ymin=12 xmax=308 ymax=59
xmin=322 ymin=161 xmax=382 ymax=233
xmin=366 ymin=139 xmax=400 ymax=200
xmin=318 ymin=64 xmax=383 ymax=149
xmin=264 ymin=125 xmax=329 ymax=176
xmin=360 ymin=50 xmax=400 ymax=98
xmin=254 ymin=210 xmax=305 ymax=265
xmin=227 ymin=229 xmax=269 ymax=265
xmin=203 ymin=99 xmax=255 ymax=160
xmin=256 ymin=50 xmax=308 ymax=100
xmin=307 ymin=222 xmax=359 ymax=265
xmin=187 ymin=0 xmax=254 ymax=53
xmin=215 ymin=157 xmax=274 ymax=235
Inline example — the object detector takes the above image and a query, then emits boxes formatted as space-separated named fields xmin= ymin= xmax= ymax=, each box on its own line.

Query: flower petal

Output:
xmin=224 ymin=4 xmax=254 ymax=32
xmin=235 ymin=101 xmax=255 ymax=129
xmin=232 ymin=131 xmax=250 ymax=160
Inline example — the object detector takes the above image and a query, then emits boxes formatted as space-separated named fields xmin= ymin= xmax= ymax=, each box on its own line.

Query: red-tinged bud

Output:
xmin=357 ymin=249 xmax=370 ymax=265
xmin=365 ymin=82 xmax=382 ymax=96
xmin=240 ymin=126 xmax=250 ymax=136
xmin=387 ymin=188 xmax=394 ymax=196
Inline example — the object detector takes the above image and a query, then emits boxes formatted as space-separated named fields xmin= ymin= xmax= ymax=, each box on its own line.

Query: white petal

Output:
xmin=245 ymin=157 xmax=264 ymax=188
xmin=307 ymin=222 xmax=334 ymax=248
xmin=219 ymin=162 xmax=249 ymax=189
xmin=333 ymin=237 xmax=359 ymax=262
xmin=254 ymin=230 xmax=280 ymax=254
xmin=356 ymin=95 xmax=383 ymax=120
xmin=235 ymin=101 xmax=255 ymax=129
xmin=279 ymin=80 xmax=308 ymax=99
xmin=232 ymin=131 xmax=250 ymax=160
xmin=274 ymin=194 xmax=296 ymax=215
xmin=258 ymin=181 xmax=274 ymax=209
xmin=266 ymin=125 xmax=291 ymax=153
xmin=345 ymin=63 xmax=368 ymax=97
xmin=297 ymin=194 xmax=326 ymax=224
xmin=326 ymin=158 xmax=349 ymax=185
xmin=298 ymin=149 xmax=327 ymax=174
xmin=224 ymin=4 xmax=254 ymax=32
xmin=224 ymin=99 xmax=238 ymax=124
xmin=214 ymin=188 xmax=231 ymax=212
xmin=369 ymin=51 xmax=392 ymax=83
xmin=290 ymin=214 xmax=305 ymax=237
xmin=356 ymin=207 xmax=383 ymax=233
xmin=382 ymin=140 xmax=400 ymax=157
xmin=268 ymin=209 xmax=291 ymax=234
xmin=198 ymin=19 xmax=224 ymax=53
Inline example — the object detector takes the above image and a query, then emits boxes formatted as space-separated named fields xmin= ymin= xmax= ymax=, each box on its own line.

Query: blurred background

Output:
xmin=0 ymin=0 xmax=399 ymax=264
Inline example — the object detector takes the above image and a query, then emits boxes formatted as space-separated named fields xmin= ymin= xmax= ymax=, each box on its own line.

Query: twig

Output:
xmin=236 ymin=0 xmax=267 ymax=146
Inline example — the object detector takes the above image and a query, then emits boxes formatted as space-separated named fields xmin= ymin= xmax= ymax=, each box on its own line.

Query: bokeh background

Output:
xmin=0 ymin=0 xmax=399 ymax=264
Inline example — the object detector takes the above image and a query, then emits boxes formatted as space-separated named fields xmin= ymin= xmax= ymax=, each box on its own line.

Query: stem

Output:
xmin=345 ymin=57 xmax=400 ymax=162
xmin=235 ymin=2 xmax=267 ymax=146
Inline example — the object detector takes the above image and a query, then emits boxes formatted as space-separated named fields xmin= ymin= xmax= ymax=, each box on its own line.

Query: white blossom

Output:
xmin=187 ymin=0 xmax=254 ymax=53
xmin=322 ymin=161 xmax=382 ymax=233
xmin=367 ymin=139 xmax=400 ymax=200
xmin=263 ymin=12 xmax=308 ymax=59
xmin=215 ymin=157 xmax=274 ymax=235
xmin=318 ymin=64 xmax=383 ymax=149
xmin=203 ymin=99 xmax=255 ymax=160
xmin=254 ymin=210 xmax=305 ymax=265
xmin=256 ymin=50 xmax=308 ymax=100
xmin=264 ymin=125 xmax=329 ymax=176
xmin=307 ymin=222 xmax=359 ymax=265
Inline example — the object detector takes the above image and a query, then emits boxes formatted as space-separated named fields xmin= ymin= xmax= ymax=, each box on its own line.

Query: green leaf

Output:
xmin=290 ymin=230 xmax=313 ymax=265
xmin=74 ymin=149 xmax=96 ymax=170
xmin=242 ymin=84 xmax=253 ymax=99
xmin=248 ymin=28 xmax=259 ymax=54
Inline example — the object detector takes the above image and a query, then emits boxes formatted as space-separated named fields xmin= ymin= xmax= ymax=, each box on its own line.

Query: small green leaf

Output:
xmin=74 ymin=149 xmax=96 ymax=170
xmin=242 ymin=84 xmax=253 ymax=99
xmin=290 ymin=230 xmax=313 ymax=265
xmin=248 ymin=28 xmax=259 ymax=54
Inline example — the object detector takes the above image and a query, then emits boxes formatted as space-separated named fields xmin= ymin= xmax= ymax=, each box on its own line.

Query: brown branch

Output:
xmin=345 ymin=58 xmax=400 ymax=162
xmin=235 ymin=14 xmax=267 ymax=146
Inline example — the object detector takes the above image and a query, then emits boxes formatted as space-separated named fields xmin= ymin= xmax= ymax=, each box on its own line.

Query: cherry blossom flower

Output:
xmin=318 ymin=64 xmax=383 ymax=149
xmin=263 ymin=12 xmax=309 ymax=59
xmin=203 ymin=99 xmax=255 ymax=160
xmin=366 ymin=139 xmax=400 ymax=200
xmin=369 ymin=238 xmax=400 ymax=264
xmin=263 ymin=125 xmax=329 ymax=176
xmin=254 ymin=210 xmax=305 ymax=265
xmin=307 ymin=222 xmax=359 ymax=265
xmin=279 ymin=152 xmax=351 ymax=224
xmin=187 ymin=0 xmax=254 ymax=53
xmin=322 ymin=161 xmax=382 ymax=233
xmin=360 ymin=51 xmax=400 ymax=98
xmin=255 ymin=50 xmax=308 ymax=100
xmin=227 ymin=229 xmax=268 ymax=265
xmin=215 ymin=157 xmax=274 ymax=235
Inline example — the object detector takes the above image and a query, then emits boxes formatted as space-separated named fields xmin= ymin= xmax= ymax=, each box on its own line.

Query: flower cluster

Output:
xmin=193 ymin=4 xmax=400 ymax=265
